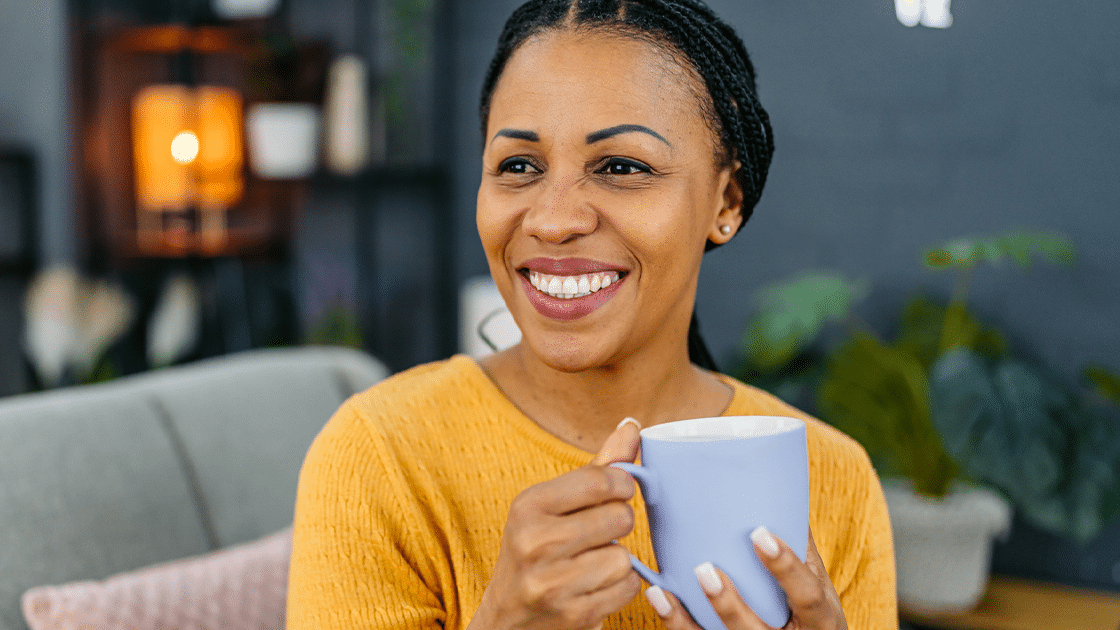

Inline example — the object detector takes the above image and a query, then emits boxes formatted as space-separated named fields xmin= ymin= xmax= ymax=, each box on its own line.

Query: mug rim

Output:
xmin=639 ymin=415 xmax=804 ymax=442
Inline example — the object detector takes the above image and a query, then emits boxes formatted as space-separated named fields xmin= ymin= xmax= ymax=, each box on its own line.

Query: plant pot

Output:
xmin=882 ymin=478 xmax=1011 ymax=613
xmin=245 ymin=103 xmax=321 ymax=179
xmin=212 ymin=0 xmax=280 ymax=19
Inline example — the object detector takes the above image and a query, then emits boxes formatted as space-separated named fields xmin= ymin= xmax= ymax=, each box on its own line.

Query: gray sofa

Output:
xmin=0 ymin=346 xmax=389 ymax=630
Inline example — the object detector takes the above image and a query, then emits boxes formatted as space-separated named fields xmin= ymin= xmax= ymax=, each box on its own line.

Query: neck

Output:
xmin=480 ymin=341 xmax=732 ymax=453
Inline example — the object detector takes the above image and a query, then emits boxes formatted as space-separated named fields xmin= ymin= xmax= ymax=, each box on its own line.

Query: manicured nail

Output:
xmin=617 ymin=417 xmax=641 ymax=430
xmin=751 ymin=525 xmax=780 ymax=559
xmin=694 ymin=561 xmax=723 ymax=596
xmin=645 ymin=585 xmax=672 ymax=617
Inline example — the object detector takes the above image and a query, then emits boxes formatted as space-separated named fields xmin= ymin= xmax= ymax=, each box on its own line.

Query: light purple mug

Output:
xmin=612 ymin=415 xmax=808 ymax=629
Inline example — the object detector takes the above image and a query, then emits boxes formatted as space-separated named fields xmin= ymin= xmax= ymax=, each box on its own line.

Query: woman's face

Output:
xmin=477 ymin=29 xmax=742 ymax=372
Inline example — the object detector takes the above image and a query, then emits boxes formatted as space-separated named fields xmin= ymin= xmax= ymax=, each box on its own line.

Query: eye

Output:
xmin=599 ymin=158 xmax=651 ymax=176
xmin=498 ymin=157 xmax=540 ymax=175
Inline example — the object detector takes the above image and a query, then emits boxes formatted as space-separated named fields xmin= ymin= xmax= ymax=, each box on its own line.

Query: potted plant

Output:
xmin=23 ymin=266 xmax=136 ymax=388
xmin=244 ymin=33 xmax=329 ymax=179
xmin=735 ymin=231 xmax=1120 ymax=612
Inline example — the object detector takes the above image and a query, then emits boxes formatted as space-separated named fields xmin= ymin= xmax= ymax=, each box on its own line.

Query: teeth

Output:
xmin=562 ymin=277 xmax=578 ymax=296
xmin=527 ymin=270 xmax=622 ymax=299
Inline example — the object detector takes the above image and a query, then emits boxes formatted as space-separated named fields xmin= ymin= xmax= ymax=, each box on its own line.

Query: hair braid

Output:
xmin=622 ymin=0 xmax=770 ymax=222
xmin=479 ymin=0 xmax=775 ymax=371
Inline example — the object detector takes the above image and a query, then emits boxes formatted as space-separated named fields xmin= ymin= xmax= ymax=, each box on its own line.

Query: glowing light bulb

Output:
xmin=171 ymin=131 xmax=200 ymax=164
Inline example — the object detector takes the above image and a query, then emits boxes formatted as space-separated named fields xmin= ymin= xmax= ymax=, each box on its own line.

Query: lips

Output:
xmin=517 ymin=257 xmax=629 ymax=320
xmin=519 ymin=257 xmax=627 ymax=274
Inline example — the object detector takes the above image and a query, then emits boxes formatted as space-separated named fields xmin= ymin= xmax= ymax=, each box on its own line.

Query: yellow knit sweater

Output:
xmin=288 ymin=355 xmax=897 ymax=629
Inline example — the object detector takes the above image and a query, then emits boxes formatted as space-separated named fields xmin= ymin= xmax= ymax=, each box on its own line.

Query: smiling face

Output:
xmin=477 ymin=28 xmax=742 ymax=373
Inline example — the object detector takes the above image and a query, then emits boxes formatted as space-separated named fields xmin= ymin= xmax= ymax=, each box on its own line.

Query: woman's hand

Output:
xmin=645 ymin=527 xmax=848 ymax=630
xmin=469 ymin=419 xmax=644 ymax=630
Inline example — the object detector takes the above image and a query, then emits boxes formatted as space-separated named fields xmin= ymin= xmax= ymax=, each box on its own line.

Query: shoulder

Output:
xmin=350 ymin=354 xmax=483 ymax=409
xmin=302 ymin=355 xmax=494 ymax=471
xmin=340 ymin=354 xmax=493 ymax=436
xmin=715 ymin=373 xmax=872 ymax=473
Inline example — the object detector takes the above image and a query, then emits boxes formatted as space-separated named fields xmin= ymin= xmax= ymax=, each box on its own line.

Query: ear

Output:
xmin=708 ymin=160 xmax=745 ymax=245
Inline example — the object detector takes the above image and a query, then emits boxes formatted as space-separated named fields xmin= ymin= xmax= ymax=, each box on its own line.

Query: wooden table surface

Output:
xmin=902 ymin=575 xmax=1120 ymax=630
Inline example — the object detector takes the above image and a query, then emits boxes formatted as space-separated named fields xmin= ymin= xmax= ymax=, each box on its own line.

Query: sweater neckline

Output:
xmin=451 ymin=354 xmax=746 ymax=464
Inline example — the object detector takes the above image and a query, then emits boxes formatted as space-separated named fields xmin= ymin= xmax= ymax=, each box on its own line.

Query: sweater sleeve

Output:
xmin=287 ymin=401 xmax=445 ymax=630
xmin=836 ymin=446 xmax=898 ymax=630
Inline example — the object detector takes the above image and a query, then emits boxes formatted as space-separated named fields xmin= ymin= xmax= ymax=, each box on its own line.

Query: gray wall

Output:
xmin=4 ymin=0 xmax=1116 ymax=378
xmin=0 ymin=0 xmax=72 ymax=264
xmin=451 ymin=0 xmax=1120 ymax=381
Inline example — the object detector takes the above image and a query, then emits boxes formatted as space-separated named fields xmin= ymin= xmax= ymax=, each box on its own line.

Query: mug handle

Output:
xmin=609 ymin=463 xmax=668 ymax=591
xmin=610 ymin=462 xmax=659 ymax=503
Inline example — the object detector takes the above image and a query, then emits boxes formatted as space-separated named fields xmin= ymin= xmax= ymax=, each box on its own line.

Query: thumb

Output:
xmin=591 ymin=417 xmax=641 ymax=466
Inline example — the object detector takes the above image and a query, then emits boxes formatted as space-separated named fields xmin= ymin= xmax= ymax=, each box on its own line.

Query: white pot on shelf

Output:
xmin=883 ymin=478 xmax=1012 ymax=613
xmin=212 ymin=0 xmax=280 ymax=19
xmin=246 ymin=103 xmax=322 ymax=179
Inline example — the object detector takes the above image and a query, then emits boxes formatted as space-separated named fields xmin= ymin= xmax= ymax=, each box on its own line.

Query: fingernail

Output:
xmin=644 ymin=585 xmax=671 ymax=617
xmin=694 ymin=561 xmax=722 ymax=596
xmin=751 ymin=525 xmax=780 ymax=559
xmin=617 ymin=417 xmax=641 ymax=430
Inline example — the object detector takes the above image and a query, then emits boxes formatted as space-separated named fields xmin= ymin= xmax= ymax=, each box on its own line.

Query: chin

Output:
xmin=517 ymin=334 xmax=604 ymax=372
xmin=522 ymin=334 xmax=617 ymax=374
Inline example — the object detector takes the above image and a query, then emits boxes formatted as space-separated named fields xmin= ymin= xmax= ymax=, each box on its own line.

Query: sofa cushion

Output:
xmin=148 ymin=348 xmax=386 ymax=546
xmin=21 ymin=527 xmax=291 ymax=630
xmin=0 ymin=346 xmax=387 ymax=630
xmin=0 ymin=390 xmax=211 ymax=630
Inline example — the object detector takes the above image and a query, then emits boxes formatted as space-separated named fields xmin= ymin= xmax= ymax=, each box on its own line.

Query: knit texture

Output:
xmin=287 ymin=355 xmax=897 ymax=629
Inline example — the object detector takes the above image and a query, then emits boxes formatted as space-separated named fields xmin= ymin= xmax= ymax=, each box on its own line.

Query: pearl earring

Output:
xmin=720 ymin=225 xmax=732 ymax=235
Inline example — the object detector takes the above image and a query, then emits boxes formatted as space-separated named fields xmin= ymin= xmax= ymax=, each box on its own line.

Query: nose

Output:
xmin=521 ymin=172 xmax=598 ymax=244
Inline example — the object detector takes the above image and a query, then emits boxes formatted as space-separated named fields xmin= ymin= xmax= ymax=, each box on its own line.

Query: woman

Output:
xmin=287 ymin=1 xmax=896 ymax=628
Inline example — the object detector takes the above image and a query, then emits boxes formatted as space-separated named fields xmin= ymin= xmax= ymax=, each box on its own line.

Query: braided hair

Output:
xmin=479 ymin=0 xmax=775 ymax=372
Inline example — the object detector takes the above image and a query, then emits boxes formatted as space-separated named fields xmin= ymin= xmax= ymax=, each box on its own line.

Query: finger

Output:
xmin=750 ymin=526 xmax=836 ymax=628
xmin=644 ymin=585 xmax=704 ymax=630
xmin=504 ymin=499 xmax=634 ymax=569
xmin=568 ymin=560 xmax=643 ymax=629
xmin=694 ymin=562 xmax=771 ymax=630
xmin=555 ymin=499 xmax=635 ymax=555
xmin=802 ymin=525 xmax=832 ymax=585
xmin=591 ymin=417 xmax=641 ymax=466
xmin=565 ymin=542 xmax=636 ymax=595
xmin=520 ymin=465 xmax=635 ymax=517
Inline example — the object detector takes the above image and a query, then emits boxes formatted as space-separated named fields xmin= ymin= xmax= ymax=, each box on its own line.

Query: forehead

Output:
xmin=487 ymin=29 xmax=712 ymax=142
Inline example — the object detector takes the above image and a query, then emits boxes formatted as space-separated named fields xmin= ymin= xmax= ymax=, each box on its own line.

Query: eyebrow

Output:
xmin=490 ymin=128 xmax=539 ymax=145
xmin=586 ymin=124 xmax=670 ymax=147
xmin=489 ymin=124 xmax=671 ymax=147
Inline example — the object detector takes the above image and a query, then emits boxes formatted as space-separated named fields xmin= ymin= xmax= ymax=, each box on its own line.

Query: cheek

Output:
xmin=625 ymin=192 xmax=712 ymax=262
xmin=475 ymin=188 xmax=511 ymax=260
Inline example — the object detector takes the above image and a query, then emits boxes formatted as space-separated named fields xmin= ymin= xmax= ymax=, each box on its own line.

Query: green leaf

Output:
xmin=924 ymin=231 xmax=1076 ymax=270
xmin=744 ymin=272 xmax=868 ymax=372
xmin=992 ymin=232 xmax=1076 ymax=268
xmin=895 ymin=296 xmax=1007 ymax=369
xmin=924 ymin=237 xmax=1001 ymax=269
xmin=930 ymin=350 xmax=1120 ymax=542
xmin=735 ymin=352 xmax=826 ymax=411
xmin=1084 ymin=364 xmax=1120 ymax=407
xmin=307 ymin=304 xmax=364 ymax=350
xmin=817 ymin=333 xmax=957 ymax=496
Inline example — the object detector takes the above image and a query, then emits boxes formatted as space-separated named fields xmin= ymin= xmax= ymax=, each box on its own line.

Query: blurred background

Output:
xmin=0 ymin=0 xmax=1117 ymax=619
